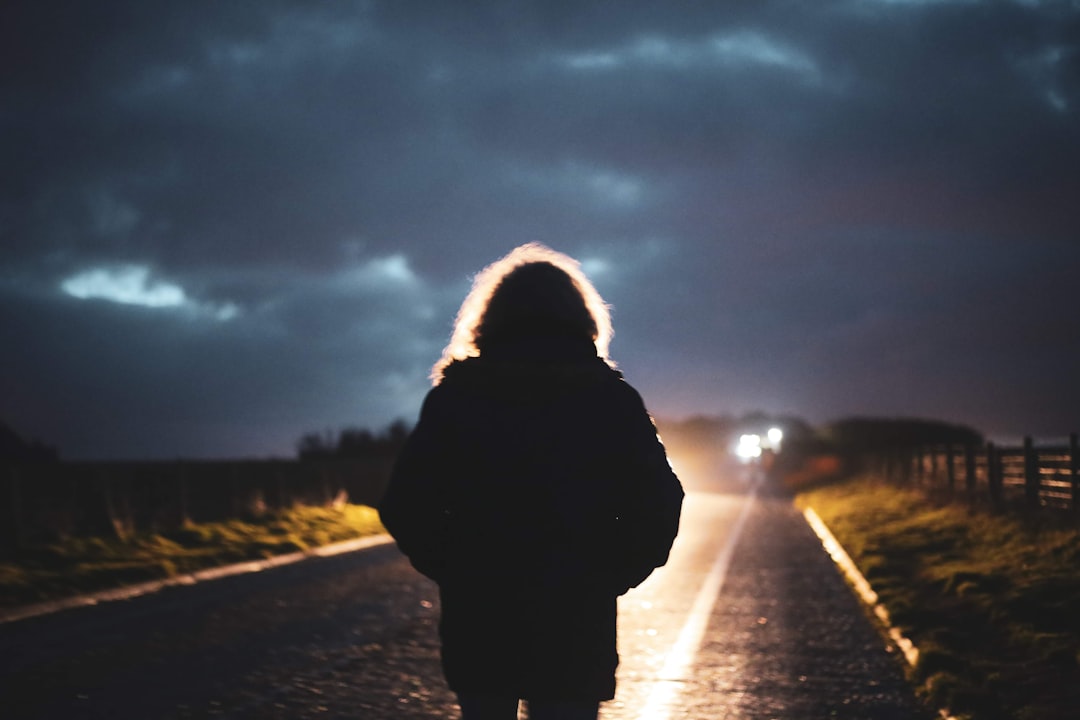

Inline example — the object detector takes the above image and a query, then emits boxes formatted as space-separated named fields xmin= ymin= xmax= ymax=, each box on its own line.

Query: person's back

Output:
xmin=379 ymin=244 xmax=683 ymax=720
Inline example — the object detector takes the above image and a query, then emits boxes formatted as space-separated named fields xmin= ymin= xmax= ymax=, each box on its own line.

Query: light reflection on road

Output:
xmin=603 ymin=490 xmax=753 ymax=720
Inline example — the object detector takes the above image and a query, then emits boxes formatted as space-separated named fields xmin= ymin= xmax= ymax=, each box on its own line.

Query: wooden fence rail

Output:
xmin=874 ymin=433 xmax=1080 ymax=515
xmin=0 ymin=458 xmax=394 ymax=555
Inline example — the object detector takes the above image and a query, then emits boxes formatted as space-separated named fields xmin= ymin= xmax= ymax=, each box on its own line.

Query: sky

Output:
xmin=2 ymin=0 xmax=1078 ymax=460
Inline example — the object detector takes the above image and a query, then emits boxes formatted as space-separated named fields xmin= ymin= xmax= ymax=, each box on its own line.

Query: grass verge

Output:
xmin=0 ymin=504 xmax=385 ymax=609
xmin=794 ymin=475 xmax=1080 ymax=720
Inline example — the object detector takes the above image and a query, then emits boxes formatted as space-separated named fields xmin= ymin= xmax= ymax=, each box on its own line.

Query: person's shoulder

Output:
xmin=421 ymin=358 xmax=498 ymax=409
xmin=592 ymin=362 xmax=648 ymax=407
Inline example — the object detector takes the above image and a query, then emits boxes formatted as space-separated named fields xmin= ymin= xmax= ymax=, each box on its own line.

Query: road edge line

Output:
xmin=0 ymin=533 xmax=395 ymax=626
xmin=802 ymin=506 xmax=959 ymax=720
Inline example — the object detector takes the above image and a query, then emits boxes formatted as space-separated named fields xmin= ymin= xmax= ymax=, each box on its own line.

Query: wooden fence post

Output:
xmin=945 ymin=444 xmax=956 ymax=493
xmin=1070 ymin=433 xmax=1078 ymax=516
xmin=1023 ymin=435 xmax=1039 ymax=510
xmin=177 ymin=463 xmax=190 ymax=526
xmin=988 ymin=442 xmax=1002 ymax=509
xmin=964 ymin=443 xmax=977 ymax=502
xmin=275 ymin=465 xmax=287 ymax=511
xmin=98 ymin=467 xmax=129 ymax=541
xmin=230 ymin=463 xmax=241 ymax=519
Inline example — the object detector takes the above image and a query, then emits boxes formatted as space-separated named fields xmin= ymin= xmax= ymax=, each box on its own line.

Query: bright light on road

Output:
xmin=767 ymin=427 xmax=783 ymax=444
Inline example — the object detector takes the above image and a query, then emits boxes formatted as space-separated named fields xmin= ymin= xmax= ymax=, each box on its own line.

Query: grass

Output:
xmin=0 ymin=504 xmax=385 ymax=609
xmin=794 ymin=475 xmax=1080 ymax=720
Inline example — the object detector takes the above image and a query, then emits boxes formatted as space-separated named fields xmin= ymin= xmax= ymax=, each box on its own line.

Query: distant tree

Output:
xmin=824 ymin=417 xmax=983 ymax=453
xmin=297 ymin=420 xmax=412 ymax=460
xmin=335 ymin=427 xmax=376 ymax=456
xmin=296 ymin=430 xmax=336 ymax=460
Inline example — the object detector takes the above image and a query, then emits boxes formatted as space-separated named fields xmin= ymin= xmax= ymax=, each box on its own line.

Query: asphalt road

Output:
xmin=0 ymin=483 xmax=931 ymax=719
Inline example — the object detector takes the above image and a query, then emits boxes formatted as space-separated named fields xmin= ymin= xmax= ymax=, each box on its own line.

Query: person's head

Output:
xmin=431 ymin=243 xmax=614 ymax=384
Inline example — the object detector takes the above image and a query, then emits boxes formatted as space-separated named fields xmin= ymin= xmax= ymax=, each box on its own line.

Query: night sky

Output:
xmin=3 ymin=1 xmax=1078 ymax=460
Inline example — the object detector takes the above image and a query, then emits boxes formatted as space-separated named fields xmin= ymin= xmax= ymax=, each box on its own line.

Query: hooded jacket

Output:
xmin=378 ymin=335 xmax=683 ymax=701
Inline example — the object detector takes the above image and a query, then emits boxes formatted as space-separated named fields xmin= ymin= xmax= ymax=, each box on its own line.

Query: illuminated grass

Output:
xmin=795 ymin=476 xmax=1080 ymax=720
xmin=0 ymin=504 xmax=385 ymax=608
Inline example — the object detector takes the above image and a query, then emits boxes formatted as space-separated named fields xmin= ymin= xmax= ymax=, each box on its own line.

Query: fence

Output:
xmin=873 ymin=434 xmax=1080 ymax=515
xmin=0 ymin=457 xmax=394 ymax=554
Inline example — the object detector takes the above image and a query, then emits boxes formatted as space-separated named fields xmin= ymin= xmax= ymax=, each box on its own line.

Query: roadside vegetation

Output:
xmin=794 ymin=474 xmax=1080 ymax=720
xmin=0 ymin=504 xmax=385 ymax=608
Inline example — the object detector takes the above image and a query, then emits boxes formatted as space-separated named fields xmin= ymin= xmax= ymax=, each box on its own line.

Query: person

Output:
xmin=378 ymin=243 xmax=684 ymax=720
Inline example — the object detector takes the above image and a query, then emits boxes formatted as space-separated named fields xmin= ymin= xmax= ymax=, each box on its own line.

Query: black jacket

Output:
xmin=378 ymin=338 xmax=683 ymax=701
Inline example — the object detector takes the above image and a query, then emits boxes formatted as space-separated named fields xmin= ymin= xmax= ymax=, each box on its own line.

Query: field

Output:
xmin=796 ymin=475 xmax=1080 ymax=720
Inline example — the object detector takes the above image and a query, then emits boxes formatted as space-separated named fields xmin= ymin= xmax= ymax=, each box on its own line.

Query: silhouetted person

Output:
xmin=379 ymin=244 xmax=683 ymax=720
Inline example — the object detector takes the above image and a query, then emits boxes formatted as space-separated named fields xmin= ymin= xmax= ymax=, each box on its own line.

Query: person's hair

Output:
xmin=431 ymin=243 xmax=614 ymax=384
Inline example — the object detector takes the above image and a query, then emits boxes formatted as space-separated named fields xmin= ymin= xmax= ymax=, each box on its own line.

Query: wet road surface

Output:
xmin=0 ymin=484 xmax=932 ymax=719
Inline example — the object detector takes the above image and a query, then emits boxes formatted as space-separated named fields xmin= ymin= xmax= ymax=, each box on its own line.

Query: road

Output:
xmin=0 ymin=483 xmax=929 ymax=719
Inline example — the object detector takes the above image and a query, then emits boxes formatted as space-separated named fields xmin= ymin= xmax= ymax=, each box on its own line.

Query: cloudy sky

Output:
xmin=2 ymin=0 xmax=1078 ymax=460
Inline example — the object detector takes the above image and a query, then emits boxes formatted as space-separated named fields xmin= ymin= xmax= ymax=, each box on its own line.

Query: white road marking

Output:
xmin=802 ymin=508 xmax=918 ymax=667
xmin=636 ymin=486 xmax=759 ymax=720
xmin=803 ymin=506 xmax=962 ymax=720
xmin=0 ymin=534 xmax=395 ymax=625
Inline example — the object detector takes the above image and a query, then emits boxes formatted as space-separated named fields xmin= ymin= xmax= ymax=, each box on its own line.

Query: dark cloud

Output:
xmin=2 ymin=0 xmax=1078 ymax=458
